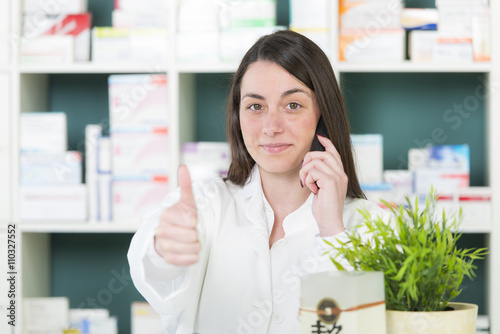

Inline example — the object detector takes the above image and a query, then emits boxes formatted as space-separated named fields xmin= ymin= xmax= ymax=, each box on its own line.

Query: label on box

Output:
xmin=20 ymin=151 xmax=82 ymax=184
xmin=112 ymin=179 xmax=169 ymax=223
xmin=111 ymin=127 xmax=169 ymax=177
xmin=109 ymin=74 xmax=169 ymax=128
xmin=20 ymin=112 xmax=67 ymax=153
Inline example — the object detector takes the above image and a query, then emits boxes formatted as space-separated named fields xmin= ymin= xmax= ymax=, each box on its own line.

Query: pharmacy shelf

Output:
xmin=19 ymin=222 xmax=140 ymax=233
xmin=19 ymin=62 xmax=168 ymax=74
xmin=176 ymin=61 xmax=239 ymax=73
xmin=337 ymin=61 xmax=492 ymax=73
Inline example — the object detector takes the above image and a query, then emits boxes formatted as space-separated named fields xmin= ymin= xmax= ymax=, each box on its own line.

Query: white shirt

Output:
xmin=128 ymin=166 xmax=389 ymax=334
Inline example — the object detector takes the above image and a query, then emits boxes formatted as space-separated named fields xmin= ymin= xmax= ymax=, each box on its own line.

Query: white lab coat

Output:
xmin=128 ymin=166 xmax=389 ymax=334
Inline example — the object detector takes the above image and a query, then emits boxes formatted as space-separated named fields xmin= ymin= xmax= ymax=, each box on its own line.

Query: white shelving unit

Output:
xmin=3 ymin=0 xmax=499 ymax=333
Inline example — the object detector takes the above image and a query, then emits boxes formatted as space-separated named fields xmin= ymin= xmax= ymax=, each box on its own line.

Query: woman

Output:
xmin=128 ymin=30 xmax=388 ymax=334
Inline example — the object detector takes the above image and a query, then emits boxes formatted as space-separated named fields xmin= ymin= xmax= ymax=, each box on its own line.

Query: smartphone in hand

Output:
xmin=310 ymin=117 xmax=328 ymax=151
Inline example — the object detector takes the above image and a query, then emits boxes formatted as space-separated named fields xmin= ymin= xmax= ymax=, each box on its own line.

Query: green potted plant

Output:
xmin=326 ymin=191 xmax=487 ymax=334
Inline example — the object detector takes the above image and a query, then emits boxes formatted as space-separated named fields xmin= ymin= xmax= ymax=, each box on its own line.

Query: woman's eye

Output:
xmin=287 ymin=102 xmax=300 ymax=110
xmin=249 ymin=104 xmax=263 ymax=111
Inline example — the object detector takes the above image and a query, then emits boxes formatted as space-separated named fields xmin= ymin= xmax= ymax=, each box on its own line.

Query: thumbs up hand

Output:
xmin=155 ymin=165 xmax=201 ymax=266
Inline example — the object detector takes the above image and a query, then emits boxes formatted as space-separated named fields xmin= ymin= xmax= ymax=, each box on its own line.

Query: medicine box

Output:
xmin=20 ymin=35 xmax=75 ymax=63
xmin=339 ymin=0 xmax=403 ymax=29
xmin=409 ymin=30 xmax=438 ymax=62
xmin=111 ymin=127 xmax=169 ymax=178
xmin=177 ymin=0 xmax=219 ymax=32
xmin=20 ymin=112 xmax=67 ymax=153
xmin=115 ymin=0 xmax=168 ymax=11
xmin=225 ymin=0 xmax=276 ymax=28
xmin=24 ymin=297 xmax=70 ymax=333
xmin=112 ymin=178 xmax=169 ymax=223
xmin=20 ymin=151 xmax=82 ymax=184
xmin=92 ymin=27 xmax=168 ymax=63
xmin=112 ymin=10 xmax=169 ymax=28
xmin=108 ymin=74 xmax=169 ymax=129
xmin=70 ymin=309 xmax=118 ymax=334
xmin=351 ymin=134 xmax=383 ymax=184
xmin=182 ymin=142 xmax=231 ymax=181
xmin=20 ymin=184 xmax=87 ymax=221
xmin=290 ymin=0 xmax=329 ymax=31
xmin=131 ymin=302 xmax=163 ymax=334
xmin=339 ymin=28 xmax=405 ymax=62
xmin=23 ymin=0 xmax=88 ymax=14
xmin=220 ymin=26 xmax=285 ymax=62
xmin=23 ymin=13 xmax=92 ymax=61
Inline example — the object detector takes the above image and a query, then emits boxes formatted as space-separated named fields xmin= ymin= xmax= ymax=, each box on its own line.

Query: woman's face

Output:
xmin=239 ymin=61 xmax=321 ymax=176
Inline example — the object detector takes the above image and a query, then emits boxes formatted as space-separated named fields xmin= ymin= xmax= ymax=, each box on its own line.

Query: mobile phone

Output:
xmin=310 ymin=117 xmax=328 ymax=151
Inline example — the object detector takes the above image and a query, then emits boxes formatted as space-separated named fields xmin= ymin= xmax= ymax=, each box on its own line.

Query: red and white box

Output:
xmin=23 ymin=13 xmax=92 ymax=61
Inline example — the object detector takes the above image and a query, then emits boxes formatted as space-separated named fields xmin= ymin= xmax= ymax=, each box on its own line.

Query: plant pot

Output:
xmin=386 ymin=302 xmax=478 ymax=334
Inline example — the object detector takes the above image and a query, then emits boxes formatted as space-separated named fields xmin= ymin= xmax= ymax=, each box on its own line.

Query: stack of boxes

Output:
xmin=339 ymin=0 xmax=405 ymax=62
xmin=177 ymin=0 xmax=281 ymax=63
xmin=219 ymin=0 xmax=280 ymax=62
xmin=19 ymin=112 xmax=87 ymax=221
xmin=177 ymin=0 xmax=220 ymax=62
xmin=21 ymin=0 xmax=91 ymax=63
xmin=289 ymin=0 xmax=330 ymax=54
xmin=408 ymin=1 xmax=490 ymax=62
xmin=24 ymin=297 xmax=118 ymax=334
xmin=92 ymin=0 xmax=168 ymax=63
xmin=108 ymin=74 xmax=170 ymax=224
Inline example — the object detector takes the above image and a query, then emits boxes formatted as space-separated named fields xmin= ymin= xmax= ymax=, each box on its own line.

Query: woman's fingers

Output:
xmin=154 ymin=165 xmax=200 ymax=266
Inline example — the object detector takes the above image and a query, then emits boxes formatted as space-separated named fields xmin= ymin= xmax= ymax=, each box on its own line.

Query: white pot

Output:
xmin=386 ymin=302 xmax=478 ymax=334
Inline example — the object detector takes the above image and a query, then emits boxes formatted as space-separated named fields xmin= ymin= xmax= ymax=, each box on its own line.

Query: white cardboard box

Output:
xmin=409 ymin=30 xmax=438 ymax=62
xmin=20 ymin=184 xmax=87 ymax=221
xmin=112 ymin=178 xmax=169 ymax=223
xmin=339 ymin=28 xmax=405 ymax=62
xmin=20 ymin=112 xmax=67 ymax=153
xmin=20 ymin=35 xmax=75 ymax=63
xmin=23 ymin=13 xmax=91 ymax=61
xmin=85 ymin=124 xmax=102 ymax=222
xmin=224 ymin=0 xmax=276 ymax=29
xmin=115 ymin=0 xmax=168 ymax=11
xmin=23 ymin=0 xmax=88 ymax=14
xmin=178 ymin=0 xmax=219 ymax=32
xmin=20 ymin=151 xmax=82 ymax=184
xmin=182 ymin=142 xmax=231 ymax=181
xmin=351 ymin=134 xmax=383 ymax=184
xmin=112 ymin=10 xmax=169 ymax=28
xmin=220 ymin=26 xmax=284 ymax=62
xmin=111 ymin=127 xmax=169 ymax=178
xmin=92 ymin=27 xmax=168 ymax=63
xmin=108 ymin=74 xmax=169 ymax=129
xmin=131 ymin=302 xmax=163 ymax=334
xmin=290 ymin=0 xmax=329 ymax=30
xmin=24 ymin=297 xmax=69 ymax=332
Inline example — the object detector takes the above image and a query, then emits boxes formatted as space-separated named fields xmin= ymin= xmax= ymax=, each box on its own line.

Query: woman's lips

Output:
xmin=261 ymin=144 xmax=291 ymax=154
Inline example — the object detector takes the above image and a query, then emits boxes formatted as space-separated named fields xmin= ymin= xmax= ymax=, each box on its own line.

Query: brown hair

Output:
xmin=225 ymin=29 xmax=365 ymax=199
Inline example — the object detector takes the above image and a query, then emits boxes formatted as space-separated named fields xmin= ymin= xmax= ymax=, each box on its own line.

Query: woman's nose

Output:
xmin=262 ymin=109 xmax=284 ymax=136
